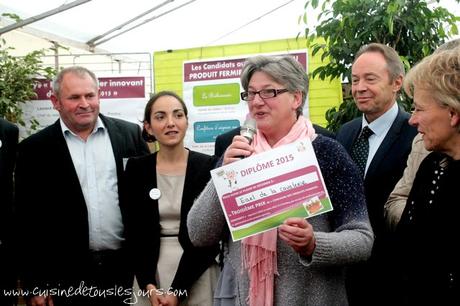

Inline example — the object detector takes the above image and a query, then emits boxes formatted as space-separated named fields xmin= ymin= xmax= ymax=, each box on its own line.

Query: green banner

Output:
xmin=193 ymin=83 xmax=241 ymax=106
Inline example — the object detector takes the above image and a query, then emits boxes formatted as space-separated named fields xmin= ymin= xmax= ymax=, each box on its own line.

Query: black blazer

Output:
xmin=122 ymin=150 xmax=219 ymax=294
xmin=336 ymin=107 xmax=417 ymax=238
xmin=0 ymin=118 xmax=18 ymax=297
xmin=214 ymin=123 xmax=335 ymax=156
xmin=0 ymin=119 xmax=18 ymax=247
xmin=14 ymin=115 xmax=149 ymax=290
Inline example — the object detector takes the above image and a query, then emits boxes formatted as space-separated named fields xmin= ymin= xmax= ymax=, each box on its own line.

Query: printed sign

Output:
xmin=211 ymin=138 xmax=332 ymax=241
xmin=183 ymin=51 xmax=308 ymax=155
xmin=20 ymin=76 xmax=147 ymax=137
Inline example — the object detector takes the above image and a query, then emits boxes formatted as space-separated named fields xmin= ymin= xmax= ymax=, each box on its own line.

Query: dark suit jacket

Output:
xmin=214 ymin=123 xmax=335 ymax=156
xmin=14 ymin=115 xmax=149 ymax=290
xmin=336 ymin=108 xmax=417 ymax=238
xmin=0 ymin=118 xmax=18 ymax=299
xmin=0 ymin=119 xmax=18 ymax=247
xmin=121 ymin=150 xmax=219 ymax=295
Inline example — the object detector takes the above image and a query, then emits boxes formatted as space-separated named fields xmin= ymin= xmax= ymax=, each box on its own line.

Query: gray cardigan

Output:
xmin=187 ymin=135 xmax=374 ymax=305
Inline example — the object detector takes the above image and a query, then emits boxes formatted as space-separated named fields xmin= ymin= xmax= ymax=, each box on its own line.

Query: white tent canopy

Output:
xmin=0 ymin=0 xmax=310 ymax=53
xmin=1 ymin=0 xmax=459 ymax=56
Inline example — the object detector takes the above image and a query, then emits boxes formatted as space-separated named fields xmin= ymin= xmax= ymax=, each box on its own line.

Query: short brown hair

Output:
xmin=354 ymin=43 xmax=405 ymax=82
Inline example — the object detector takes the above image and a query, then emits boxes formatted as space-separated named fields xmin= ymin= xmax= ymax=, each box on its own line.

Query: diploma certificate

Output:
xmin=211 ymin=138 xmax=333 ymax=241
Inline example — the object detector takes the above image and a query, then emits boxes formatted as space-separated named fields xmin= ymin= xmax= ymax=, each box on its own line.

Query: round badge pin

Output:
xmin=149 ymin=188 xmax=161 ymax=200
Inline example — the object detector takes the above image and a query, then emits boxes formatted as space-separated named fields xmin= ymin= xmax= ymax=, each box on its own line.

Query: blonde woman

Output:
xmin=394 ymin=46 xmax=460 ymax=305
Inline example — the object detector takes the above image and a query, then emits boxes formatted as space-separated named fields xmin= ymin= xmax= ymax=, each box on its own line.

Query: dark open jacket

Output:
xmin=121 ymin=150 xmax=219 ymax=295
xmin=15 ymin=115 xmax=149 ymax=291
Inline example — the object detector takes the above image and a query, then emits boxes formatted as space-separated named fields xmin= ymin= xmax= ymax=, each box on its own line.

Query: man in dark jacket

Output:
xmin=15 ymin=67 xmax=149 ymax=306
xmin=0 ymin=118 xmax=18 ymax=305
xmin=336 ymin=43 xmax=417 ymax=306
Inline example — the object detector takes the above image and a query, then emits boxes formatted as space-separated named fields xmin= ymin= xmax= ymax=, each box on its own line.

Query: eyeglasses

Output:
xmin=240 ymin=89 xmax=289 ymax=101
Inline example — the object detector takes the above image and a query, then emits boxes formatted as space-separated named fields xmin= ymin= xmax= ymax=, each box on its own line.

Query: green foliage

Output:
xmin=302 ymin=0 xmax=460 ymax=131
xmin=0 ymin=38 xmax=55 ymax=127
xmin=325 ymin=97 xmax=360 ymax=132
xmin=1 ymin=12 xmax=21 ymax=23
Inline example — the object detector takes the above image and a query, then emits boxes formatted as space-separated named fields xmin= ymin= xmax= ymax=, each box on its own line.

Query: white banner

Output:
xmin=20 ymin=76 xmax=147 ymax=138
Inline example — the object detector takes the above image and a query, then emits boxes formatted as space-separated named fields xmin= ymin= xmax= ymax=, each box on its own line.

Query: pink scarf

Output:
xmin=241 ymin=116 xmax=317 ymax=306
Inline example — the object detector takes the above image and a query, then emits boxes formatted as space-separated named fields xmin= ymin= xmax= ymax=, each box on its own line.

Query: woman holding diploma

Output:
xmin=188 ymin=55 xmax=374 ymax=305
xmin=122 ymin=91 xmax=219 ymax=306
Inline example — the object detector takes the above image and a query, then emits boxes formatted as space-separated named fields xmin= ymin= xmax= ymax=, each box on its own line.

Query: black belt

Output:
xmin=161 ymin=233 xmax=179 ymax=237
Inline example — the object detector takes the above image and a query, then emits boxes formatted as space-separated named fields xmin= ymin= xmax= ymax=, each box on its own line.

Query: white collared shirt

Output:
xmin=60 ymin=117 xmax=123 ymax=251
xmin=360 ymin=102 xmax=399 ymax=175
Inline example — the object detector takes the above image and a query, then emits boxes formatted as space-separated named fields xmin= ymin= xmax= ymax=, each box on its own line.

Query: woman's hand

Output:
xmin=162 ymin=294 xmax=179 ymax=306
xmin=278 ymin=217 xmax=316 ymax=257
xmin=223 ymin=135 xmax=254 ymax=165
xmin=146 ymin=284 xmax=166 ymax=306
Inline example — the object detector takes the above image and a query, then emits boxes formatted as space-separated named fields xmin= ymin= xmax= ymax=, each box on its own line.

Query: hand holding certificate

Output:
xmin=211 ymin=138 xmax=333 ymax=241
